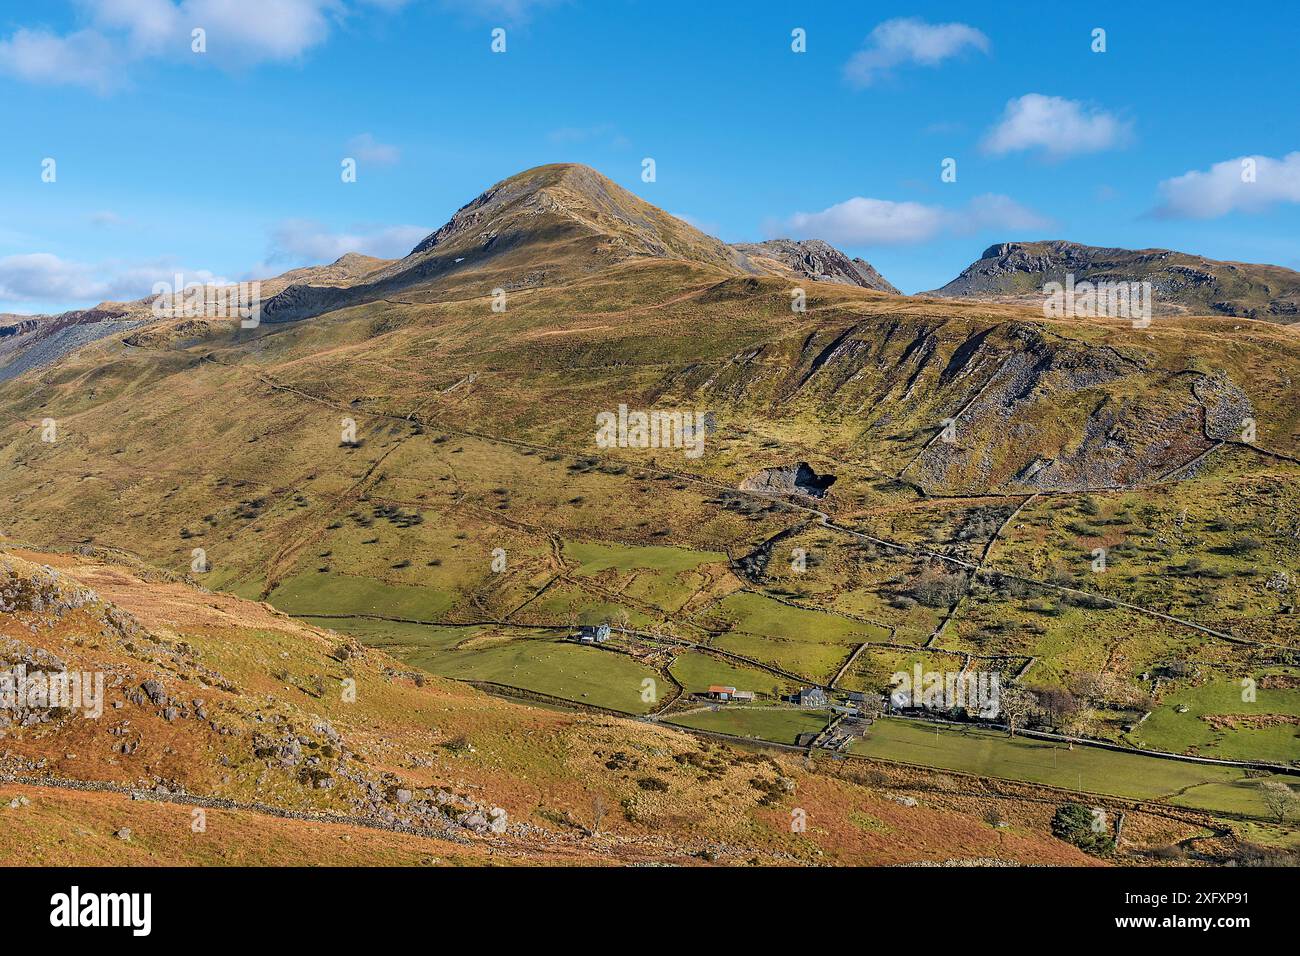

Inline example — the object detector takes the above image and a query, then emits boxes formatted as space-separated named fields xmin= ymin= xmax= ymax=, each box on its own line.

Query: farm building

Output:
xmin=575 ymin=623 xmax=611 ymax=644
xmin=795 ymin=686 xmax=828 ymax=708
xmin=703 ymin=685 xmax=756 ymax=702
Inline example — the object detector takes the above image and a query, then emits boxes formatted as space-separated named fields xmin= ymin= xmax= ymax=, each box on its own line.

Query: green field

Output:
xmin=528 ymin=582 xmax=658 ymax=628
xmin=1131 ymin=676 xmax=1300 ymax=763
xmin=712 ymin=632 xmax=854 ymax=683
xmin=666 ymin=706 xmax=830 ymax=745
xmin=714 ymin=591 xmax=882 ymax=642
xmin=269 ymin=572 xmax=455 ymax=619
xmin=669 ymin=650 xmax=795 ymax=697
xmin=301 ymin=615 xmax=478 ymax=665
xmin=309 ymin=614 xmax=661 ymax=713
xmin=851 ymin=718 xmax=1296 ymax=820
xmin=565 ymin=540 xmax=723 ymax=575
xmin=562 ymin=540 xmax=723 ymax=614
xmin=428 ymin=636 xmax=663 ymax=714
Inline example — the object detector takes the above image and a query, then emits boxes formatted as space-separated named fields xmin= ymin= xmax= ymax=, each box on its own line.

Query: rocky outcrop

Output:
xmin=1192 ymin=374 xmax=1254 ymax=441
xmin=260 ymin=282 xmax=353 ymax=324
xmin=927 ymin=240 xmax=1300 ymax=322
xmin=732 ymin=239 xmax=900 ymax=294
xmin=739 ymin=462 xmax=836 ymax=498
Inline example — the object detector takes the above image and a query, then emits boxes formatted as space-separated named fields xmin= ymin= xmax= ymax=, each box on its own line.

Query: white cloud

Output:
xmin=184 ymin=0 xmax=342 ymax=63
xmin=982 ymin=94 xmax=1131 ymax=159
xmin=779 ymin=194 xmax=1051 ymax=247
xmin=0 ymin=28 xmax=123 ymax=93
xmin=0 ymin=253 xmax=229 ymax=307
xmin=784 ymin=198 xmax=946 ymax=245
xmin=0 ymin=217 xmax=429 ymax=312
xmin=0 ymin=1 xmax=377 ymax=92
xmin=268 ymin=219 xmax=429 ymax=263
xmin=0 ymin=254 xmax=110 ymax=303
xmin=346 ymin=133 xmax=401 ymax=166
xmin=90 ymin=0 xmax=184 ymax=51
xmin=844 ymin=18 xmax=989 ymax=89
xmin=1152 ymin=152 xmax=1300 ymax=219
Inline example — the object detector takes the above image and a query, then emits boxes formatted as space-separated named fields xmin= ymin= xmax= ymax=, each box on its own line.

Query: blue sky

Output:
xmin=1 ymin=0 xmax=1298 ymax=314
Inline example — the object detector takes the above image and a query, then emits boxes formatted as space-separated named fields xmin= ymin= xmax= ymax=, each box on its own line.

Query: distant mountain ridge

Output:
xmin=0 ymin=253 xmax=397 ymax=384
xmin=928 ymin=240 xmax=1300 ymax=321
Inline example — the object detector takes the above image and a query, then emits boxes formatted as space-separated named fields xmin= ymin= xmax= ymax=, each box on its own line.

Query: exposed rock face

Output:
xmin=732 ymin=239 xmax=901 ymax=294
xmin=261 ymin=282 xmax=351 ymax=324
xmin=1193 ymin=374 xmax=1254 ymax=441
xmin=927 ymin=240 xmax=1300 ymax=322
xmin=0 ymin=308 xmax=145 ymax=385
xmin=739 ymin=462 xmax=836 ymax=498
xmin=0 ymin=317 xmax=41 ymax=338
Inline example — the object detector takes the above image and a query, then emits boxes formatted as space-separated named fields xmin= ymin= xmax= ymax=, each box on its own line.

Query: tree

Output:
xmin=1031 ymin=685 xmax=1081 ymax=730
xmin=998 ymin=686 xmax=1038 ymax=737
xmin=858 ymin=693 xmax=885 ymax=721
xmin=905 ymin=564 xmax=969 ymax=609
xmin=1051 ymin=802 xmax=1114 ymax=856
xmin=1259 ymin=780 xmax=1298 ymax=824
xmin=1059 ymin=705 xmax=1093 ymax=749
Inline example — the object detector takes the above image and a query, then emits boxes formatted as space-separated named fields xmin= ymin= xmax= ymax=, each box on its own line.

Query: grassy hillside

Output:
xmin=0 ymin=164 xmax=1296 ymax=866
xmin=1 ymin=545 xmax=1164 ymax=866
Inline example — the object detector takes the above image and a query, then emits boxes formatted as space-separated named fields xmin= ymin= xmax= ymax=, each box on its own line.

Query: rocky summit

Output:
xmin=928 ymin=240 xmax=1300 ymax=321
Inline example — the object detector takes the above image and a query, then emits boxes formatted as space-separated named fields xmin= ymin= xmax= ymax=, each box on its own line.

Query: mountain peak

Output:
xmin=395 ymin=161 xmax=752 ymax=272
xmin=261 ymin=162 xmax=756 ymax=321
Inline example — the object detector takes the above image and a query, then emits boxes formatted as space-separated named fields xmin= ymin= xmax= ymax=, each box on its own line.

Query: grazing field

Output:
xmin=850 ymin=719 xmax=1295 ymax=821
xmin=412 ymin=634 xmax=662 ymax=714
xmin=712 ymin=632 xmax=854 ymax=683
xmin=300 ymin=615 xmax=481 ymax=665
xmin=699 ymin=590 xmax=889 ymax=683
xmin=666 ymin=707 xmax=831 ymax=745
xmin=1130 ymin=676 xmax=1300 ymax=763
xmin=669 ymin=650 xmax=796 ymax=697
xmin=565 ymin=540 xmax=723 ymax=575
xmin=711 ymin=591 xmax=883 ymax=643
xmin=269 ymin=572 xmax=455 ymax=620
xmin=308 ymin=613 xmax=661 ymax=713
